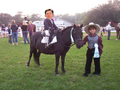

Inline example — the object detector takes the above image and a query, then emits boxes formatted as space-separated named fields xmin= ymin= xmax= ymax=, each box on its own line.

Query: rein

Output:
xmin=59 ymin=28 xmax=77 ymax=48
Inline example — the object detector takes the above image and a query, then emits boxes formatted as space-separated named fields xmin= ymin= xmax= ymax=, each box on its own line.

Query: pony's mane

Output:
xmin=111 ymin=21 xmax=119 ymax=23
xmin=61 ymin=26 xmax=73 ymax=33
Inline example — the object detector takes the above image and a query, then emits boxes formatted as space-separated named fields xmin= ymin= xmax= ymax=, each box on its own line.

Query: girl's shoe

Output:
xmin=16 ymin=43 xmax=18 ymax=45
xmin=12 ymin=43 xmax=14 ymax=46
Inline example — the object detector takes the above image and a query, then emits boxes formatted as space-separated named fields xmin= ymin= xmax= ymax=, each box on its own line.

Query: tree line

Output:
xmin=58 ymin=1 xmax=120 ymax=26
xmin=0 ymin=0 xmax=120 ymax=27
xmin=0 ymin=13 xmax=43 ymax=26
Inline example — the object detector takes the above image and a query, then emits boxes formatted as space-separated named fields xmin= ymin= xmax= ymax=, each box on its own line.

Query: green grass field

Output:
xmin=0 ymin=36 xmax=120 ymax=90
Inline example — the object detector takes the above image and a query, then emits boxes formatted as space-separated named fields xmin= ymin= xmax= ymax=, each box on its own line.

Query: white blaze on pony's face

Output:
xmin=73 ymin=24 xmax=83 ymax=49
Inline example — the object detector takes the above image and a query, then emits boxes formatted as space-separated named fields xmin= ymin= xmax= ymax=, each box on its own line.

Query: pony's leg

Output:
xmin=55 ymin=53 xmax=60 ymax=75
xmin=37 ymin=51 xmax=41 ymax=66
xmin=61 ymin=54 xmax=66 ymax=73
xmin=117 ymin=31 xmax=118 ymax=40
xmin=27 ymin=52 xmax=32 ymax=67
xmin=119 ymin=31 xmax=120 ymax=39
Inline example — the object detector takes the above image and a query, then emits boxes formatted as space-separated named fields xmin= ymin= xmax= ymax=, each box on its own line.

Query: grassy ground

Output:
xmin=0 ymin=36 xmax=120 ymax=90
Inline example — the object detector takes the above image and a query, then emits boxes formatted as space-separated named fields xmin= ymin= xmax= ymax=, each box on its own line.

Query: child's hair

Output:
xmin=12 ymin=20 xmax=16 ymax=24
xmin=29 ymin=21 xmax=32 ymax=25
xmin=45 ymin=9 xmax=54 ymax=14
xmin=8 ymin=24 xmax=11 ymax=27
xmin=88 ymin=26 xmax=96 ymax=30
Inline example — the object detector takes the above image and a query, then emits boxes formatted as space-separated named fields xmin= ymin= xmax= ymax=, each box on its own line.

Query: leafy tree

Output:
xmin=0 ymin=13 xmax=12 ymax=26
xmin=30 ymin=14 xmax=42 ymax=22
xmin=12 ymin=12 xmax=23 ymax=23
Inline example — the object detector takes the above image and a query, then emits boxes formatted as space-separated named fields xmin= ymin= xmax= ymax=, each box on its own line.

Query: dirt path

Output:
xmin=83 ymin=34 xmax=116 ymax=36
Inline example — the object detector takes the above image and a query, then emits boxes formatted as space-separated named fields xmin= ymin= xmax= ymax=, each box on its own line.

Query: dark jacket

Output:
xmin=44 ymin=18 xmax=59 ymax=30
xmin=33 ymin=24 xmax=36 ymax=32
xmin=28 ymin=24 xmax=34 ymax=34
xmin=21 ymin=25 xmax=27 ymax=31
xmin=11 ymin=24 xmax=18 ymax=32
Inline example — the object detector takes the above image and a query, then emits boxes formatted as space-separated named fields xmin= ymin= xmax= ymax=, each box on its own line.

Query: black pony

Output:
xmin=27 ymin=24 xmax=83 ymax=75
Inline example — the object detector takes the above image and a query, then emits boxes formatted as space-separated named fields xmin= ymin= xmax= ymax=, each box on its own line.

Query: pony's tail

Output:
xmin=33 ymin=49 xmax=39 ymax=64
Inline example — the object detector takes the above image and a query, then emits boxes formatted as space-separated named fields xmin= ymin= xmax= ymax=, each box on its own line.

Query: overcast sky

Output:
xmin=0 ymin=0 xmax=109 ymax=17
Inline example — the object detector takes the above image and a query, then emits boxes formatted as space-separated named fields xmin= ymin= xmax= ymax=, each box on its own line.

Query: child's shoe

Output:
xmin=93 ymin=72 xmax=100 ymax=76
xmin=83 ymin=73 xmax=89 ymax=77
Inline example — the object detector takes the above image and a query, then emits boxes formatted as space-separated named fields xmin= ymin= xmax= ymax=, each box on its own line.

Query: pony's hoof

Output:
xmin=56 ymin=74 xmax=59 ymax=76
xmin=26 ymin=65 xmax=29 ymax=68
xmin=62 ymin=70 xmax=66 ymax=73
xmin=63 ymin=71 xmax=67 ymax=74
xmin=38 ymin=65 xmax=41 ymax=67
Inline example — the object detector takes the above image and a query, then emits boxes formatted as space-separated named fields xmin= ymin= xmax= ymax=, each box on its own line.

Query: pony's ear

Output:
xmin=80 ymin=24 xmax=83 ymax=28
xmin=73 ymin=24 xmax=76 ymax=28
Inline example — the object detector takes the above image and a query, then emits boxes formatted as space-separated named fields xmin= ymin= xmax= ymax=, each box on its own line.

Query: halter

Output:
xmin=70 ymin=28 xmax=82 ymax=44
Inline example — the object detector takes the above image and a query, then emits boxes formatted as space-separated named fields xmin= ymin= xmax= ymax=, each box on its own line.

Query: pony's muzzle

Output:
xmin=76 ymin=40 xmax=82 ymax=49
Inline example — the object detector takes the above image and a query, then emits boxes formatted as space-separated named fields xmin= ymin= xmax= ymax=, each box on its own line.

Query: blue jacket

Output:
xmin=44 ymin=18 xmax=59 ymax=30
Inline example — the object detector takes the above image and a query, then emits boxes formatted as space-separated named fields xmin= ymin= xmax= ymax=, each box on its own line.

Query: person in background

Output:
xmin=28 ymin=21 xmax=34 ymax=40
xmin=8 ymin=24 xmax=12 ymax=44
xmin=33 ymin=24 xmax=36 ymax=34
xmin=78 ymin=24 xmax=81 ymax=27
xmin=24 ymin=17 xmax=29 ymax=24
xmin=1 ymin=24 xmax=6 ymax=38
xmin=100 ymin=26 xmax=103 ymax=36
xmin=62 ymin=26 xmax=65 ymax=30
xmin=21 ymin=20 xmax=30 ymax=44
xmin=71 ymin=23 xmax=74 ymax=26
xmin=11 ymin=20 xmax=18 ymax=46
xmin=106 ymin=22 xmax=112 ymax=40
xmin=103 ymin=27 xmax=106 ymax=36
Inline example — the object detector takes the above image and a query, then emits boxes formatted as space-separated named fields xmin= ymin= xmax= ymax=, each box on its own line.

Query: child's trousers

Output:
xmin=85 ymin=48 xmax=101 ymax=74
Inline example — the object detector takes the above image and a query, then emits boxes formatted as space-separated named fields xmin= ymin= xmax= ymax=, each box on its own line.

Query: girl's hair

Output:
xmin=45 ymin=9 xmax=54 ymax=14
xmin=12 ymin=20 xmax=15 ymax=24
xmin=23 ymin=20 xmax=27 ymax=25
xmin=8 ymin=24 xmax=11 ymax=27
xmin=88 ymin=26 xmax=96 ymax=30
xmin=29 ymin=21 xmax=32 ymax=25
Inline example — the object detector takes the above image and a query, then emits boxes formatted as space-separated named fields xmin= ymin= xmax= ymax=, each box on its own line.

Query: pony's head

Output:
xmin=72 ymin=24 xmax=83 ymax=49
xmin=109 ymin=20 xmax=118 ymax=27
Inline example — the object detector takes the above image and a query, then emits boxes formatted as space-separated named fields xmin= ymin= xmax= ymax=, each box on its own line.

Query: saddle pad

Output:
xmin=41 ymin=37 xmax=49 ymax=43
xmin=41 ymin=30 xmax=50 ymax=44
xmin=41 ymin=30 xmax=57 ymax=45
xmin=48 ymin=36 xmax=57 ymax=45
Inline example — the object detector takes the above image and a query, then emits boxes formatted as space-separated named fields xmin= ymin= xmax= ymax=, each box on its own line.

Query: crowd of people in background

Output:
xmin=0 ymin=17 xmax=36 ymax=45
xmin=0 ymin=18 xmax=116 ymax=45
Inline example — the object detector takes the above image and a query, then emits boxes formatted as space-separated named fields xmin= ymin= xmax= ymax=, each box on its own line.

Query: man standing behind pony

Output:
xmin=106 ymin=22 xmax=112 ymax=40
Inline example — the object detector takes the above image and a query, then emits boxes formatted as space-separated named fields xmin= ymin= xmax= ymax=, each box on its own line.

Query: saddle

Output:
xmin=41 ymin=30 xmax=57 ymax=48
